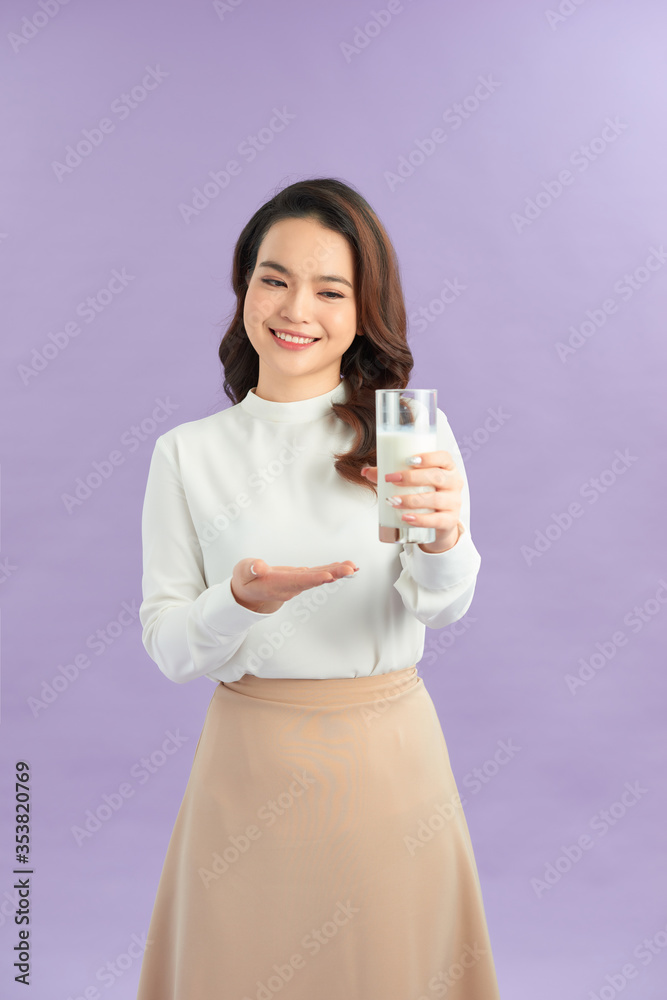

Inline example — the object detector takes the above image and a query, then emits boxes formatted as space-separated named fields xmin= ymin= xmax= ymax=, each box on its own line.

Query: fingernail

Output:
xmin=407 ymin=455 xmax=422 ymax=465
xmin=385 ymin=496 xmax=402 ymax=507
xmin=250 ymin=563 xmax=257 ymax=575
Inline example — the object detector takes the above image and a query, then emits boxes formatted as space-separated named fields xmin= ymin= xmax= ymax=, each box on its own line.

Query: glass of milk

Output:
xmin=376 ymin=389 xmax=438 ymax=543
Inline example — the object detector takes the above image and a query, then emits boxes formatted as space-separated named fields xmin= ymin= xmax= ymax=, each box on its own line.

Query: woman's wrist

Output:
xmin=418 ymin=521 xmax=464 ymax=554
xmin=230 ymin=578 xmax=282 ymax=614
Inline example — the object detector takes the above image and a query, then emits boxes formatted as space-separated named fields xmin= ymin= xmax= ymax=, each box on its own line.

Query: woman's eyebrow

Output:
xmin=257 ymin=259 xmax=353 ymax=289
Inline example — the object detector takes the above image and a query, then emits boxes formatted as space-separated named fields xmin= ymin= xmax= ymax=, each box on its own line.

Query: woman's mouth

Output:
xmin=270 ymin=328 xmax=321 ymax=351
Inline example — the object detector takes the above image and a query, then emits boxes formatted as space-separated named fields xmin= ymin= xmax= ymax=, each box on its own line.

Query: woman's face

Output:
xmin=243 ymin=216 xmax=360 ymax=393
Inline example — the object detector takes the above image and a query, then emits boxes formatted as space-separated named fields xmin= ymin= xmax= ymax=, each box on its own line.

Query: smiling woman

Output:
xmin=217 ymin=178 xmax=414 ymax=495
xmin=242 ymin=217 xmax=361 ymax=388
xmin=136 ymin=177 xmax=501 ymax=999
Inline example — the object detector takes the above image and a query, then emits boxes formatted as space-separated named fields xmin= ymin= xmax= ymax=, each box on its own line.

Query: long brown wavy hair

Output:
xmin=216 ymin=177 xmax=414 ymax=497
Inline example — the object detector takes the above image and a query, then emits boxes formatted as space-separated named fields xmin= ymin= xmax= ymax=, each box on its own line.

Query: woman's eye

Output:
xmin=260 ymin=278 xmax=343 ymax=300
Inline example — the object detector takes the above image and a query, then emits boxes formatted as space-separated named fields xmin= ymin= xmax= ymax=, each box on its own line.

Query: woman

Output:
xmin=136 ymin=178 xmax=502 ymax=999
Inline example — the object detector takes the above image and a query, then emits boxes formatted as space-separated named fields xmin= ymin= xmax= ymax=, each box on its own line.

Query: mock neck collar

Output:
xmin=239 ymin=379 xmax=349 ymax=423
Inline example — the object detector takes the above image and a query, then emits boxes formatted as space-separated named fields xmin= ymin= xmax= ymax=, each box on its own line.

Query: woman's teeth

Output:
xmin=272 ymin=329 xmax=318 ymax=344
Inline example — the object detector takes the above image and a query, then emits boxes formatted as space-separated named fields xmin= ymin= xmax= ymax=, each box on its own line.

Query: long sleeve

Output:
xmin=139 ymin=435 xmax=278 ymax=684
xmin=393 ymin=408 xmax=482 ymax=629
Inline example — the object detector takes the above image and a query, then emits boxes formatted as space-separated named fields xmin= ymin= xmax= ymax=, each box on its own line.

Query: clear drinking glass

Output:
xmin=376 ymin=389 xmax=438 ymax=544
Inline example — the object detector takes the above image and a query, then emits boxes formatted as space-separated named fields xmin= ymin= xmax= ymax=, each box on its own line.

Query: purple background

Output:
xmin=2 ymin=0 xmax=666 ymax=996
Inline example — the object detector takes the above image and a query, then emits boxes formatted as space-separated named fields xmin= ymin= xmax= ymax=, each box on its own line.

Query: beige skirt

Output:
xmin=135 ymin=666 xmax=502 ymax=999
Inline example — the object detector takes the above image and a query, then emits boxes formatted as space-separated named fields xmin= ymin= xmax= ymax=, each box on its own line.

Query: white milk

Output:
xmin=376 ymin=429 xmax=438 ymax=530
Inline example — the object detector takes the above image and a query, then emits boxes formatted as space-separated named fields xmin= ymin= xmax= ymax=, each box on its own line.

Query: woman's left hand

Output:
xmin=361 ymin=451 xmax=464 ymax=553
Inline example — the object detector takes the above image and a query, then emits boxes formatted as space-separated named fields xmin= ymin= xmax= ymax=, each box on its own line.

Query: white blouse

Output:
xmin=139 ymin=379 xmax=482 ymax=684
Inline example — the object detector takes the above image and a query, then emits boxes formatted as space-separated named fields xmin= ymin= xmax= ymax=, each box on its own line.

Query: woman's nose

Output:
xmin=280 ymin=285 xmax=312 ymax=322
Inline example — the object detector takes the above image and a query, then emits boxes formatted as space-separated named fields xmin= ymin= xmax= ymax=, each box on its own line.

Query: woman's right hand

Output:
xmin=230 ymin=557 xmax=360 ymax=614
